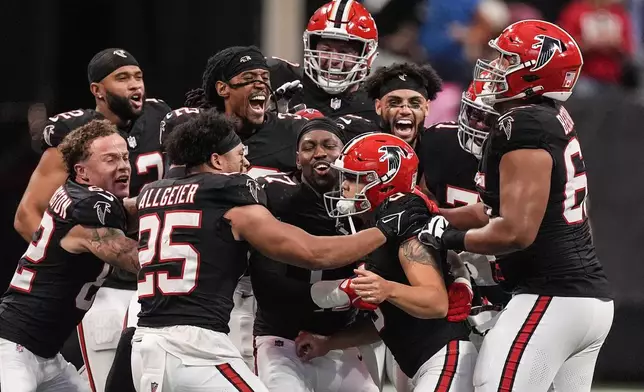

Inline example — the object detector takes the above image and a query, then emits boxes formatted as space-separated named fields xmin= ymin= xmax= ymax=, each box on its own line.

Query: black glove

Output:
xmin=375 ymin=193 xmax=431 ymax=243
xmin=418 ymin=216 xmax=466 ymax=252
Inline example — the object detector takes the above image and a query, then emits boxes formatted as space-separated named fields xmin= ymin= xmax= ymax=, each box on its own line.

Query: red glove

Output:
xmin=447 ymin=277 xmax=473 ymax=322
xmin=339 ymin=278 xmax=378 ymax=311
xmin=412 ymin=186 xmax=440 ymax=215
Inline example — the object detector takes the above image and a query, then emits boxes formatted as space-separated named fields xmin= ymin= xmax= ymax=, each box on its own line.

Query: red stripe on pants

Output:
xmin=77 ymin=323 xmax=97 ymax=392
xmin=216 ymin=363 xmax=254 ymax=392
xmin=498 ymin=296 xmax=553 ymax=392
xmin=435 ymin=340 xmax=460 ymax=392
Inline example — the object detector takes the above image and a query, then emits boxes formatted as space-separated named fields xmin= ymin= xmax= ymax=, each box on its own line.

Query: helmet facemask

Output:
xmin=457 ymin=92 xmax=499 ymax=159
xmin=324 ymin=165 xmax=381 ymax=218
xmin=303 ymin=31 xmax=377 ymax=95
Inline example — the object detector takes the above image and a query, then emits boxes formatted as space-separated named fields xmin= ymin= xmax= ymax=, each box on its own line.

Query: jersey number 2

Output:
xmin=138 ymin=211 xmax=202 ymax=297
xmin=10 ymin=212 xmax=110 ymax=310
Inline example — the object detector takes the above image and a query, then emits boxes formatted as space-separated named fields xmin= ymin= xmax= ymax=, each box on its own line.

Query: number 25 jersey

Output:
xmin=477 ymin=102 xmax=611 ymax=298
xmin=136 ymin=173 xmax=266 ymax=332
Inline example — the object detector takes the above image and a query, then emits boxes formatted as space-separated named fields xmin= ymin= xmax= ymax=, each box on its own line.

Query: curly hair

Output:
xmin=58 ymin=119 xmax=119 ymax=176
xmin=362 ymin=62 xmax=443 ymax=101
xmin=164 ymin=109 xmax=238 ymax=167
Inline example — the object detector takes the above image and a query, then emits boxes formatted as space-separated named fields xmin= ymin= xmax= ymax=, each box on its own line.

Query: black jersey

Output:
xmin=335 ymin=113 xmax=381 ymax=141
xmin=159 ymin=107 xmax=204 ymax=147
xmin=40 ymin=99 xmax=171 ymax=290
xmin=244 ymin=111 xmax=308 ymax=178
xmin=41 ymin=99 xmax=171 ymax=196
xmin=478 ymin=102 xmax=611 ymax=298
xmin=269 ymin=57 xmax=379 ymax=123
xmin=419 ymin=122 xmax=480 ymax=208
xmin=136 ymin=173 xmax=266 ymax=332
xmin=368 ymin=242 xmax=471 ymax=378
xmin=250 ymin=173 xmax=357 ymax=340
xmin=0 ymin=180 xmax=126 ymax=358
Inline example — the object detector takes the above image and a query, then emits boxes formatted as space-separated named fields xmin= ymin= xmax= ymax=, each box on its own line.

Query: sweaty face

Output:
xmin=227 ymin=69 xmax=270 ymax=126
xmin=297 ymin=130 xmax=343 ymax=193
xmin=378 ymin=90 xmax=428 ymax=145
xmin=78 ymin=134 xmax=131 ymax=198
xmin=315 ymin=39 xmax=361 ymax=79
xmin=217 ymin=143 xmax=250 ymax=174
xmin=100 ymin=66 xmax=145 ymax=122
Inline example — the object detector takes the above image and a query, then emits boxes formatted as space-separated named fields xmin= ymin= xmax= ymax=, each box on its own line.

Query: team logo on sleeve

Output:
xmin=246 ymin=179 xmax=260 ymax=203
xmin=43 ymin=125 xmax=55 ymax=147
xmin=498 ymin=115 xmax=514 ymax=140
xmin=93 ymin=201 xmax=112 ymax=225
xmin=378 ymin=146 xmax=411 ymax=183
xmin=531 ymin=35 xmax=564 ymax=72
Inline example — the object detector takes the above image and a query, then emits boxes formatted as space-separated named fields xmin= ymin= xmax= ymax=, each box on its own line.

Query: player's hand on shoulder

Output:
xmin=375 ymin=192 xmax=431 ymax=243
xmin=295 ymin=331 xmax=330 ymax=362
xmin=417 ymin=215 xmax=450 ymax=250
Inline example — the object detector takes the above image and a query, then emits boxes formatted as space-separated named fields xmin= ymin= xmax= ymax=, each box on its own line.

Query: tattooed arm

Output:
xmin=387 ymin=238 xmax=449 ymax=319
xmin=60 ymin=225 xmax=140 ymax=274
xmin=122 ymin=197 xmax=139 ymax=232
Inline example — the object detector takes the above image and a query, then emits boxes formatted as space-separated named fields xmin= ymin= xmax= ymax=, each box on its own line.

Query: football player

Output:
xmin=183 ymin=45 xmax=312 ymax=370
xmin=0 ymin=120 xmax=140 ymax=392
xmin=270 ymin=0 xmax=379 ymax=124
xmin=13 ymin=48 xmax=170 ymax=392
xmin=419 ymin=82 xmax=509 ymax=348
xmin=250 ymin=117 xmax=378 ymax=391
xmin=361 ymin=62 xmax=476 ymax=389
xmin=104 ymin=107 xmax=204 ymax=392
xmin=130 ymin=110 xmax=430 ymax=392
xmin=419 ymin=20 xmax=613 ymax=392
xmin=297 ymin=133 xmax=476 ymax=391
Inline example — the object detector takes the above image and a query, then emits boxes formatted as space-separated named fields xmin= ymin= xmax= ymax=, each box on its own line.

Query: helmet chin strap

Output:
xmin=488 ymin=86 xmax=544 ymax=104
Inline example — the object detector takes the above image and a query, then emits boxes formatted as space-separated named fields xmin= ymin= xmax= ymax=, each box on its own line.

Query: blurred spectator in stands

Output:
xmin=418 ymin=0 xmax=509 ymax=86
xmin=558 ymin=0 xmax=638 ymax=95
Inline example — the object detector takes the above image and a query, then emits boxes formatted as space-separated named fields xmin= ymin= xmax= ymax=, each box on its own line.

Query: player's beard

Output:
xmin=106 ymin=91 xmax=145 ymax=123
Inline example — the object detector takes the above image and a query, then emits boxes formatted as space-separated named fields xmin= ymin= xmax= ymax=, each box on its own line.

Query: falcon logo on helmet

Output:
xmin=378 ymin=145 xmax=410 ymax=183
xmin=531 ymin=35 xmax=564 ymax=72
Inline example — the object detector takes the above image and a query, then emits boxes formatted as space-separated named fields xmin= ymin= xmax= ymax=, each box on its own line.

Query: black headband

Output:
xmin=297 ymin=118 xmax=347 ymax=147
xmin=214 ymin=131 xmax=242 ymax=155
xmin=378 ymin=73 xmax=428 ymax=99
xmin=220 ymin=46 xmax=268 ymax=83
xmin=87 ymin=48 xmax=140 ymax=83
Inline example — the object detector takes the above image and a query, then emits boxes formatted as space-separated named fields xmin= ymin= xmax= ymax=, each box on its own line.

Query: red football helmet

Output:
xmin=324 ymin=133 xmax=418 ymax=218
xmin=457 ymin=81 xmax=498 ymax=159
xmin=303 ymin=0 xmax=378 ymax=94
xmin=295 ymin=107 xmax=324 ymax=120
xmin=473 ymin=20 xmax=583 ymax=104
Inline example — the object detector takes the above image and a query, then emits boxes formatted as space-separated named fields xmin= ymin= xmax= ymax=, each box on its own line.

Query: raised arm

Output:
xmin=61 ymin=225 xmax=140 ymax=274
xmin=225 ymin=204 xmax=386 ymax=269
xmin=14 ymin=148 xmax=68 ymax=241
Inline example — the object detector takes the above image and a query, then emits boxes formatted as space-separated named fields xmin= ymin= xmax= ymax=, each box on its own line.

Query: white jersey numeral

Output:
xmin=138 ymin=211 xmax=202 ymax=297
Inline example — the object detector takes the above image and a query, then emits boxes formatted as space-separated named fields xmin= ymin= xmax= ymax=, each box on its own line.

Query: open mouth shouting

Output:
xmin=313 ymin=161 xmax=331 ymax=176
xmin=129 ymin=93 xmax=143 ymax=111
xmin=392 ymin=118 xmax=416 ymax=140
xmin=248 ymin=92 xmax=267 ymax=116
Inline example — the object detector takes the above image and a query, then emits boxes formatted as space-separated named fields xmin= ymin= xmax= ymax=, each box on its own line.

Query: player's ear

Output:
xmin=295 ymin=151 xmax=302 ymax=170
xmin=216 ymin=81 xmax=230 ymax=99
xmin=210 ymin=152 xmax=223 ymax=171
xmin=90 ymin=82 xmax=104 ymax=100
xmin=75 ymin=163 xmax=89 ymax=182
xmin=375 ymin=99 xmax=382 ymax=116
